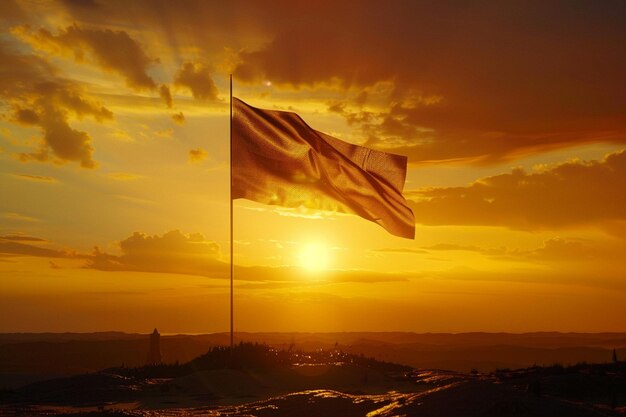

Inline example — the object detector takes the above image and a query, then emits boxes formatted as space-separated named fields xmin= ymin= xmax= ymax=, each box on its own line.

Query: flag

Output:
xmin=232 ymin=97 xmax=415 ymax=239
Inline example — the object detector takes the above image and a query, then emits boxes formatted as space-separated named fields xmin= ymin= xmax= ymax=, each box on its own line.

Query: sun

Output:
xmin=298 ymin=243 xmax=330 ymax=271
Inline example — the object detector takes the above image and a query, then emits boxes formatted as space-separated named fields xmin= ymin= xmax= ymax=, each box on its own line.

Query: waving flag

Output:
xmin=232 ymin=98 xmax=415 ymax=239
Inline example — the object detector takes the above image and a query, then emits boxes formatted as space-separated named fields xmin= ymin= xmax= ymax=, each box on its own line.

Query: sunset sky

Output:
xmin=1 ymin=0 xmax=625 ymax=334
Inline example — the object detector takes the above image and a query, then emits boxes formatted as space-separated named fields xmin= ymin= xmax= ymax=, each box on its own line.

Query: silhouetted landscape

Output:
xmin=1 ymin=332 xmax=625 ymax=416
xmin=2 ymin=331 xmax=625 ymax=389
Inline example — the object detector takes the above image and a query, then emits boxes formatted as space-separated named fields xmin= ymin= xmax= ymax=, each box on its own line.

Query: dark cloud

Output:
xmin=0 ymin=235 xmax=70 ymax=258
xmin=33 ymin=82 xmax=113 ymax=122
xmin=0 ymin=0 xmax=26 ymax=23
xmin=36 ymin=116 xmax=94 ymax=167
xmin=188 ymin=148 xmax=207 ymax=163
xmin=0 ymin=42 xmax=112 ymax=168
xmin=57 ymin=0 xmax=263 ymax=55
xmin=174 ymin=62 xmax=219 ymax=100
xmin=408 ymin=150 xmax=626 ymax=230
xmin=16 ymin=24 xmax=158 ymax=90
xmin=60 ymin=0 xmax=100 ymax=11
xmin=12 ymin=82 xmax=113 ymax=168
xmin=13 ymin=109 xmax=39 ymax=125
xmin=232 ymin=1 xmax=626 ymax=164
xmin=159 ymin=84 xmax=172 ymax=108
xmin=49 ymin=1 xmax=625 ymax=163
xmin=172 ymin=112 xmax=185 ymax=124
xmin=0 ymin=235 xmax=46 ymax=242
xmin=0 ymin=39 xmax=56 ymax=88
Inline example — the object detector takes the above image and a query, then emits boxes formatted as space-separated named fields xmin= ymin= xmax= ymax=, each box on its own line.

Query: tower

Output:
xmin=147 ymin=328 xmax=162 ymax=365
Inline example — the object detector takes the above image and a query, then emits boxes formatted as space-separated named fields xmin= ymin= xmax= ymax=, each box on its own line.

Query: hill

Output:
xmin=1 ymin=331 xmax=624 ymax=389
xmin=0 ymin=344 xmax=624 ymax=416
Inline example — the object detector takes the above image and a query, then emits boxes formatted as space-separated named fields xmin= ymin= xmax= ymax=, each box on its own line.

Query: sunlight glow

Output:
xmin=298 ymin=243 xmax=329 ymax=271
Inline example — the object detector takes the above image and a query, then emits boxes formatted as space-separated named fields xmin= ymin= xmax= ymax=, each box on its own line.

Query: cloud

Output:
xmin=107 ymin=172 xmax=145 ymax=181
xmin=408 ymin=150 xmax=626 ymax=230
xmin=159 ymin=85 xmax=172 ymax=108
xmin=234 ymin=24 xmax=393 ymax=87
xmin=0 ymin=43 xmax=112 ymax=168
xmin=372 ymin=248 xmax=428 ymax=255
xmin=420 ymin=244 xmax=510 ymax=257
xmin=422 ymin=243 xmax=484 ymax=252
xmin=0 ymin=241 xmax=65 ymax=258
xmin=13 ymin=108 xmax=40 ymax=125
xmin=0 ymin=234 xmax=46 ymax=242
xmin=235 ymin=265 xmax=407 ymax=284
xmin=508 ymin=238 xmax=626 ymax=266
xmin=0 ymin=40 xmax=54 ymax=88
xmin=374 ymin=244 xmax=506 ymax=256
xmin=4 ymin=229 xmax=620 ymax=288
xmin=2 ymin=212 xmax=42 ymax=222
xmin=229 ymin=2 xmax=626 ymax=164
xmin=85 ymin=230 xmax=225 ymax=276
xmin=16 ymin=99 xmax=98 ymax=168
xmin=114 ymin=195 xmax=153 ymax=205
xmin=0 ymin=235 xmax=70 ymax=258
xmin=153 ymin=128 xmax=173 ymax=139
xmin=188 ymin=148 xmax=208 ymax=163
xmin=172 ymin=112 xmax=185 ymax=124
xmin=174 ymin=62 xmax=219 ymax=100
xmin=502 ymin=237 xmax=626 ymax=287
xmin=379 ymin=238 xmax=626 ymax=273
xmin=12 ymin=174 xmax=57 ymax=183
xmin=0 ymin=0 xmax=26 ymax=22
xmin=4 ymin=227 xmax=619 ymax=288
xmin=15 ymin=24 xmax=158 ymax=90
xmin=57 ymin=0 xmax=263 ymax=60
xmin=82 ymin=230 xmax=404 ymax=284
xmin=17 ymin=103 xmax=97 ymax=168
xmin=520 ymin=238 xmax=595 ymax=262
xmin=39 ymin=1 xmax=624 ymax=164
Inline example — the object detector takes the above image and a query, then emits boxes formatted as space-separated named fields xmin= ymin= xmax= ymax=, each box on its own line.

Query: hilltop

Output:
xmin=1 ymin=331 xmax=624 ymax=390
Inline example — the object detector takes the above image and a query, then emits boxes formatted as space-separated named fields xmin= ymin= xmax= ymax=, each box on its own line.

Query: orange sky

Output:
xmin=1 ymin=0 xmax=625 ymax=333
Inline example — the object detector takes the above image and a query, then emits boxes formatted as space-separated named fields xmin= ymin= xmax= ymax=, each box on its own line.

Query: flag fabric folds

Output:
xmin=232 ymin=97 xmax=415 ymax=239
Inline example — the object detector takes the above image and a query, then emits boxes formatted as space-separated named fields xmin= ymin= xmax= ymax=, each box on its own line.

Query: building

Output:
xmin=147 ymin=328 xmax=162 ymax=365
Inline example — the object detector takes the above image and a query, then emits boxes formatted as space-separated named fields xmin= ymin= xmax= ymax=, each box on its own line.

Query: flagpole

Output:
xmin=229 ymin=74 xmax=234 ymax=352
